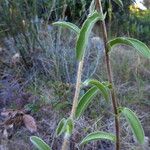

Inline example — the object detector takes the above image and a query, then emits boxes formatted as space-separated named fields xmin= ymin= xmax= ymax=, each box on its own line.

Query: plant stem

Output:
xmin=96 ymin=0 xmax=120 ymax=150
xmin=61 ymin=59 xmax=84 ymax=150
xmin=70 ymin=59 xmax=84 ymax=118
xmin=61 ymin=133 xmax=70 ymax=150
xmin=108 ymin=0 xmax=112 ymax=37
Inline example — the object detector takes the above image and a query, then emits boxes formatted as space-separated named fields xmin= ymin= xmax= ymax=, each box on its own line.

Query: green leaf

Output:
xmin=102 ymin=81 xmax=112 ymax=89
xmin=108 ymin=37 xmax=150 ymax=59
xmin=76 ymin=11 xmax=105 ymax=61
xmin=84 ymin=79 xmax=109 ymax=102
xmin=75 ymin=86 xmax=99 ymax=119
xmin=80 ymin=131 xmax=116 ymax=145
xmin=66 ymin=118 xmax=74 ymax=135
xmin=56 ymin=118 xmax=66 ymax=137
xmin=52 ymin=21 xmax=80 ymax=34
xmin=113 ymin=0 xmax=123 ymax=7
xmin=56 ymin=118 xmax=74 ymax=136
xmin=122 ymin=107 xmax=145 ymax=144
xmin=30 ymin=136 xmax=52 ymax=150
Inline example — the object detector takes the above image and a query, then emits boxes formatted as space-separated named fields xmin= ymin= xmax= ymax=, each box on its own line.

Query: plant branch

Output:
xmin=61 ymin=59 xmax=84 ymax=150
xmin=96 ymin=0 xmax=120 ymax=150
xmin=70 ymin=59 xmax=84 ymax=118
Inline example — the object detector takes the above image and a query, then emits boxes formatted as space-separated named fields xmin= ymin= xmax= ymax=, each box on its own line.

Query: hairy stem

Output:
xmin=70 ymin=59 xmax=84 ymax=118
xmin=61 ymin=59 xmax=84 ymax=150
xmin=96 ymin=0 xmax=120 ymax=150
xmin=61 ymin=133 xmax=70 ymax=150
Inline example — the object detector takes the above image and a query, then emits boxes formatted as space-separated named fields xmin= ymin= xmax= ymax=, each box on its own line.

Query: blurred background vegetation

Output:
xmin=0 ymin=0 xmax=150 ymax=43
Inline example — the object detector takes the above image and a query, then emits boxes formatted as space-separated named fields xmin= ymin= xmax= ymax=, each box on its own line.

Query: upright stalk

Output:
xmin=108 ymin=0 xmax=112 ymax=37
xmin=96 ymin=0 xmax=120 ymax=150
xmin=61 ymin=59 xmax=84 ymax=150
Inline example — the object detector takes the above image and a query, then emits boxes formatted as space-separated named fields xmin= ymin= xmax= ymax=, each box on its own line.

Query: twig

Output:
xmin=95 ymin=0 xmax=120 ymax=150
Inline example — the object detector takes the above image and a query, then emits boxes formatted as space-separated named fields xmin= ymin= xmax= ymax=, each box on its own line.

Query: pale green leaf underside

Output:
xmin=84 ymin=79 xmax=109 ymax=102
xmin=52 ymin=21 xmax=80 ymax=34
xmin=66 ymin=118 xmax=74 ymax=135
xmin=76 ymin=11 xmax=105 ymax=61
xmin=56 ymin=118 xmax=66 ymax=137
xmin=75 ymin=86 xmax=99 ymax=119
xmin=113 ymin=0 xmax=123 ymax=7
xmin=122 ymin=107 xmax=145 ymax=144
xmin=108 ymin=37 xmax=150 ymax=59
xmin=30 ymin=136 xmax=51 ymax=150
xmin=80 ymin=131 xmax=116 ymax=145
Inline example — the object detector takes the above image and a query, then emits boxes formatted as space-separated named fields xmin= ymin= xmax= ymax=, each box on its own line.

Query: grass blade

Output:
xmin=30 ymin=136 xmax=52 ymax=150
xmin=52 ymin=21 xmax=80 ymax=34
xmin=108 ymin=37 xmax=150 ymax=59
xmin=75 ymin=86 xmax=98 ymax=119
xmin=80 ymin=131 xmax=116 ymax=145
xmin=122 ymin=107 xmax=145 ymax=144
xmin=76 ymin=11 xmax=105 ymax=61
